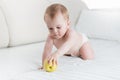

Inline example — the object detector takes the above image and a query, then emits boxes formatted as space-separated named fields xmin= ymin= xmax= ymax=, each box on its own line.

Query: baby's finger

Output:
xmin=38 ymin=66 xmax=43 ymax=70
xmin=47 ymin=56 xmax=51 ymax=63
xmin=52 ymin=59 xmax=55 ymax=65
xmin=53 ymin=59 xmax=57 ymax=66
xmin=55 ymin=60 xmax=57 ymax=65
xmin=48 ymin=57 xmax=53 ymax=64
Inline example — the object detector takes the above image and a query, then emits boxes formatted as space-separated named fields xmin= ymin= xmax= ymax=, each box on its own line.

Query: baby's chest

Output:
xmin=53 ymin=40 xmax=66 ymax=49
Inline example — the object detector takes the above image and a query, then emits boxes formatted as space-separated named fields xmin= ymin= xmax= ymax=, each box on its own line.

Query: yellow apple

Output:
xmin=43 ymin=59 xmax=57 ymax=72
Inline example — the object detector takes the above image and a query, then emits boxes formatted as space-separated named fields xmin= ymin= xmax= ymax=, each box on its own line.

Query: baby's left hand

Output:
xmin=47 ymin=52 xmax=59 ymax=65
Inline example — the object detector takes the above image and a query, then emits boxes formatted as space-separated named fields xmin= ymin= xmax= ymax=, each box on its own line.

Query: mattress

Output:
xmin=0 ymin=39 xmax=120 ymax=80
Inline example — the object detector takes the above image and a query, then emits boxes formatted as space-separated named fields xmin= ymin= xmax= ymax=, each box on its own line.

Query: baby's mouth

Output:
xmin=54 ymin=34 xmax=59 ymax=37
xmin=54 ymin=35 xmax=59 ymax=38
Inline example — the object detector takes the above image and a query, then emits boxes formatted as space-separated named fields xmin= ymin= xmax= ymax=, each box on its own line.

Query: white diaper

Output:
xmin=70 ymin=33 xmax=89 ymax=56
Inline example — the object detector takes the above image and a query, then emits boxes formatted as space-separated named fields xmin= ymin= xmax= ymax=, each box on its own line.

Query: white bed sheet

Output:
xmin=0 ymin=39 xmax=120 ymax=80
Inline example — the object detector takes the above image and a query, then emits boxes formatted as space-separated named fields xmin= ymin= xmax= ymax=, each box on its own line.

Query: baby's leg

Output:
xmin=78 ymin=42 xmax=94 ymax=60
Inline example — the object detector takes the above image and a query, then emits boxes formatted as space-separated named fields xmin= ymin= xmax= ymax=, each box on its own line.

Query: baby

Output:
xmin=41 ymin=3 xmax=94 ymax=68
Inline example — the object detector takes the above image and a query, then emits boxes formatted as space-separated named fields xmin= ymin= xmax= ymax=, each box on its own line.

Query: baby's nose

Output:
xmin=53 ymin=29 xmax=58 ymax=34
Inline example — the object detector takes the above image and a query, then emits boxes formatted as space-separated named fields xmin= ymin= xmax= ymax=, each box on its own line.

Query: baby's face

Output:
xmin=45 ymin=13 xmax=70 ymax=39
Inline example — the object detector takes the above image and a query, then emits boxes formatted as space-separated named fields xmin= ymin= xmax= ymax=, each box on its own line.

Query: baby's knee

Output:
xmin=81 ymin=55 xmax=94 ymax=60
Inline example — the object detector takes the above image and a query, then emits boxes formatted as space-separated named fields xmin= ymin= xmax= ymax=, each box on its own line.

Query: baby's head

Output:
xmin=44 ymin=3 xmax=70 ymax=39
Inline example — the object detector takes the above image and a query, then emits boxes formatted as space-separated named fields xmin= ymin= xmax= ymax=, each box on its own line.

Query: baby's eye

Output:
xmin=57 ymin=27 xmax=61 ymax=29
xmin=49 ymin=28 xmax=53 ymax=30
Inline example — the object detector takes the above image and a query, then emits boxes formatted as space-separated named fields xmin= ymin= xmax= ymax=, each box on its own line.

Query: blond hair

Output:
xmin=44 ymin=3 xmax=69 ymax=21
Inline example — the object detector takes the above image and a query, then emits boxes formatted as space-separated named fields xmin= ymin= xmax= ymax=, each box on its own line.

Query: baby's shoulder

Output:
xmin=69 ymin=28 xmax=76 ymax=34
xmin=69 ymin=29 xmax=80 ymax=35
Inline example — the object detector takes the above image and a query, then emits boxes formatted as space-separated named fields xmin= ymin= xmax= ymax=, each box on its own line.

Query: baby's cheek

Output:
xmin=61 ymin=29 xmax=65 ymax=33
xmin=60 ymin=31 xmax=64 ymax=36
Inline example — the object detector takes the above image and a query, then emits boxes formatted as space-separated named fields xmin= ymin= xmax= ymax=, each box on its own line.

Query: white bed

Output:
xmin=0 ymin=0 xmax=120 ymax=80
xmin=1 ymin=39 xmax=120 ymax=80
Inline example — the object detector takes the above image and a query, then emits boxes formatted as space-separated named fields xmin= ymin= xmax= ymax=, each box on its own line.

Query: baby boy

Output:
xmin=41 ymin=3 xmax=94 ymax=68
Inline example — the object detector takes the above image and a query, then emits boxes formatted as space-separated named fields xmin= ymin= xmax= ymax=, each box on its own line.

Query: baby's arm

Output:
xmin=47 ymin=33 xmax=74 ymax=63
xmin=42 ymin=35 xmax=53 ymax=66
